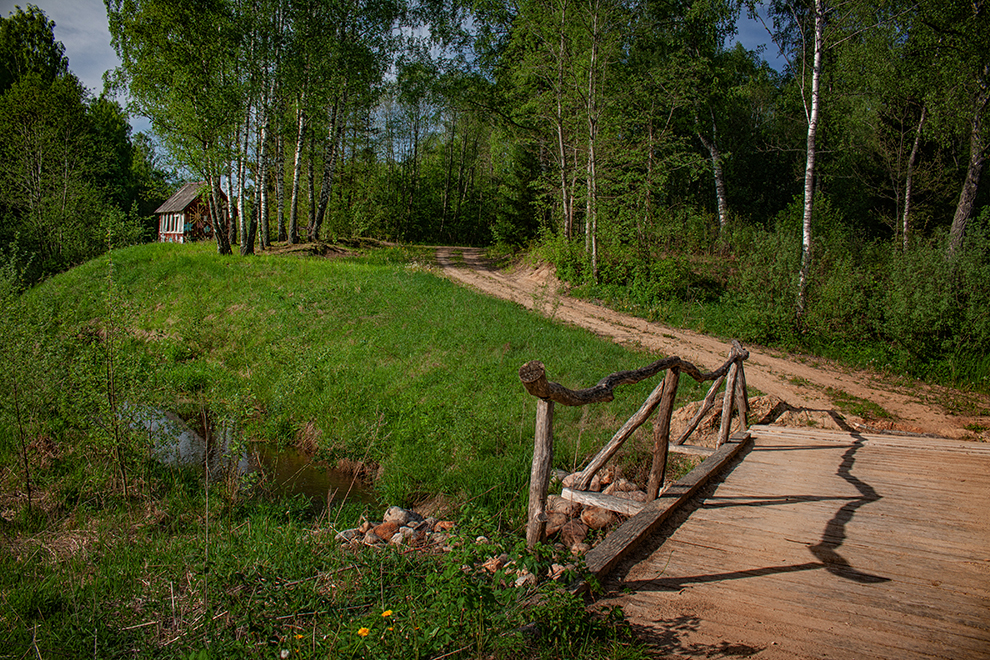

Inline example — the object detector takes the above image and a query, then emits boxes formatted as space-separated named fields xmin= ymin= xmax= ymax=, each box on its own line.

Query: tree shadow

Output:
xmin=626 ymin=616 xmax=764 ymax=658
xmin=807 ymin=431 xmax=890 ymax=583
xmin=602 ymin=426 xmax=889 ymax=596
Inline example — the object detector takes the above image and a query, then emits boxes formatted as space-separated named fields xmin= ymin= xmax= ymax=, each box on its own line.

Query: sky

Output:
xmin=1 ymin=0 xmax=784 ymax=138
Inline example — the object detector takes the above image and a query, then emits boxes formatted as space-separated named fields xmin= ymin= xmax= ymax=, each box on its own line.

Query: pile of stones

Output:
xmin=334 ymin=506 xmax=455 ymax=547
xmin=333 ymin=505 xmax=580 ymax=585
xmin=547 ymin=475 xmax=646 ymax=555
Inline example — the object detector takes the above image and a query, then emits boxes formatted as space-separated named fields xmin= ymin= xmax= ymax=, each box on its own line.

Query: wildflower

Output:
xmin=358 ymin=627 xmax=370 ymax=638
xmin=381 ymin=610 xmax=393 ymax=618
xmin=295 ymin=634 xmax=304 ymax=640
xmin=387 ymin=627 xmax=394 ymax=632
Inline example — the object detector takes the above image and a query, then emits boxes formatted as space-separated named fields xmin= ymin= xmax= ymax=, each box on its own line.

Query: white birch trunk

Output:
xmin=798 ymin=0 xmax=824 ymax=316
xmin=257 ymin=105 xmax=270 ymax=250
xmin=902 ymin=105 xmax=926 ymax=251
xmin=289 ymin=95 xmax=306 ymax=244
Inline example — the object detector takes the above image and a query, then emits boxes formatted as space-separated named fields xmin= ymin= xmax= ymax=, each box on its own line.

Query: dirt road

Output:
xmin=435 ymin=246 xmax=989 ymax=440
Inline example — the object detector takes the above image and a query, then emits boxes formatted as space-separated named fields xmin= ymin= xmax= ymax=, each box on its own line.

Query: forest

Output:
xmin=1 ymin=2 xmax=988 ymax=656
xmin=3 ymin=0 xmax=990 ymax=381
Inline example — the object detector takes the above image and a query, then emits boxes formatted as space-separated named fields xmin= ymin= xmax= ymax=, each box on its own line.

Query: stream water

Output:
xmin=130 ymin=406 xmax=376 ymax=511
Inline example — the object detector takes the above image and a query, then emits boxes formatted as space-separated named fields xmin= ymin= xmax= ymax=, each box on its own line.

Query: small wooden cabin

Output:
xmin=155 ymin=182 xmax=219 ymax=243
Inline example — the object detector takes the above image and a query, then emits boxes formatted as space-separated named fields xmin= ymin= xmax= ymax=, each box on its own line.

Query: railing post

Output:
xmin=526 ymin=398 xmax=554 ymax=548
xmin=647 ymin=367 xmax=680 ymax=500
xmin=734 ymin=360 xmax=749 ymax=434
xmin=717 ymin=360 xmax=739 ymax=447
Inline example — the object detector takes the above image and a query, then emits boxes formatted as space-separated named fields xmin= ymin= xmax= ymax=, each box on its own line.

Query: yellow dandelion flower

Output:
xmin=357 ymin=627 xmax=370 ymax=638
xmin=295 ymin=634 xmax=304 ymax=639
xmin=381 ymin=610 xmax=393 ymax=618
xmin=387 ymin=627 xmax=394 ymax=632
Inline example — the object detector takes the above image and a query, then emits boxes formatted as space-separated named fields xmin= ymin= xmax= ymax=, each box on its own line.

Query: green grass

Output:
xmin=824 ymin=387 xmax=892 ymax=421
xmin=1 ymin=241 xmax=700 ymax=659
xmin=12 ymin=241 xmax=705 ymax=508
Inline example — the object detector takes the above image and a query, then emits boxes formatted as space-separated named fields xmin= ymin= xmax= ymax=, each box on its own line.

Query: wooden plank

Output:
xmin=600 ymin=424 xmax=990 ymax=660
xmin=581 ymin=430 xmax=752 ymax=579
xmin=668 ymin=443 xmax=714 ymax=456
xmin=560 ymin=487 xmax=644 ymax=516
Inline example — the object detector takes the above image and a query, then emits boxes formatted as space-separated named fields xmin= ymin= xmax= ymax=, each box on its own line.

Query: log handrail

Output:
xmin=518 ymin=341 xmax=748 ymax=406
xmin=520 ymin=340 xmax=750 ymax=547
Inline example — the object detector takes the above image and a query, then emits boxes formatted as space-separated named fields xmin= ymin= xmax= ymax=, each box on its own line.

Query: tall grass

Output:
xmin=0 ymin=241 xmax=703 ymax=658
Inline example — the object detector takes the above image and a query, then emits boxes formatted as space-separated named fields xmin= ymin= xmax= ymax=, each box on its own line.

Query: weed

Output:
xmin=825 ymin=387 xmax=892 ymax=420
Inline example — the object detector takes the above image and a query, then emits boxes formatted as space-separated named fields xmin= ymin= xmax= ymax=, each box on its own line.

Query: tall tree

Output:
xmin=107 ymin=0 xmax=243 ymax=255
xmin=0 ymin=4 xmax=67 ymax=95
xmin=913 ymin=0 xmax=990 ymax=254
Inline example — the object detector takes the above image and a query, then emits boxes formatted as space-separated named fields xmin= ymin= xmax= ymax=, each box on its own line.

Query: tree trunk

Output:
xmin=239 ymin=104 xmax=254 ymax=256
xmin=245 ymin=173 xmax=259 ymax=250
xmin=207 ymin=173 xmax=232 ymax=255
xmin=226 ymin=151 xmax=236 ymax=247
xmin=697 ymin=109 xmax=728 ymax=234
xmin=307 ymin=129 xmax=316 ymax=239
xmin=948 ymin=97 xmax=987 ymax=256
xmin=798 ymin=0 xmax=824 ymax=317
xmin=901 ymin=105 xmax=926 ymax=251
xmin=312 ymin=90 xmax=347 ymax=242
xmin=276 ymin=118 xmax=287 ymax=242
xmin=258 ymin=110 xmax=271 ymax=250
xmin=585 ymin=0 xmax=601 ymax=281
xmin=440 ymin=110 xmax=456 ymax=237
xmin=556 ymin=0 xmax=573 ymax=240
xmin=289 ymin=96 xmax=306 ymax=245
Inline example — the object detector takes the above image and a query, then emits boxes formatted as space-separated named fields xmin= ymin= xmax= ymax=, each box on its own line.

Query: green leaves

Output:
xmin=0 ymin=5 xmax=67 ymax=95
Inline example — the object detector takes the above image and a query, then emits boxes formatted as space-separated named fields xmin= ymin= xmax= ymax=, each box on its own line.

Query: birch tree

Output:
xmin=108 ymin=0 xmax=241 ymax=255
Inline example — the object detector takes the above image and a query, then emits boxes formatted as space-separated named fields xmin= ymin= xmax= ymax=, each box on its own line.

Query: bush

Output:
xmin=884 ymin=215 xmax=990 ymax=383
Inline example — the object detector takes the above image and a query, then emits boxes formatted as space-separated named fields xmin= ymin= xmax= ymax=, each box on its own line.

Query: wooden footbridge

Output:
xmin=519 ymin=347 xmax=990 ymax=660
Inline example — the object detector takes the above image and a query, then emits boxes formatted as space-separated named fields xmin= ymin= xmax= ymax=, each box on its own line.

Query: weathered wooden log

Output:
xmin=570 ymin=376 xmax=669 ymax=490
xmin=526 ymin=399 xmax=554 ymax=548
xmin=672 ymin=374 xmax=725 ymax=446
xmin=717 ymin=361 xmax=739 ymax=448
xmin=561 ymin=487 xmax=645 ymax=516
xmin=518 ymin=346 xmax=747 ymax=408
xmin=734 ymin=360 xmax=749 ymax=434
xmin=646 ymin=367 xmax=680 ymax=500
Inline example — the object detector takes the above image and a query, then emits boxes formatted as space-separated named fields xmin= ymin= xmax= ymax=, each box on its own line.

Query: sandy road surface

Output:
xmin=435 ymin=246 xmax=989 ymax=440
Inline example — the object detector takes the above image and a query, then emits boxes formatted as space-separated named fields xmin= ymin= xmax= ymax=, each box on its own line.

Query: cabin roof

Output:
xmin=155 ymin=182 xmax=208 ymax=214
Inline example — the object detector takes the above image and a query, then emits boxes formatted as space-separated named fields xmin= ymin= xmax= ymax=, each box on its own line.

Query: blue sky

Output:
xmin=2 ymin=0 xmax=783 ymax=137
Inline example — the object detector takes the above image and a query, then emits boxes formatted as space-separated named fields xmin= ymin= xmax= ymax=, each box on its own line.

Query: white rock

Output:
xmin=515 ymin=571 xmax=537 ymax=588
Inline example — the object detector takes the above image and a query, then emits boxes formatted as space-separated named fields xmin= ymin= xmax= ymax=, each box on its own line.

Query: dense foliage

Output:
xmin=101 ymin=0 xmax=990 ymax=386
xmin=0 ymin=6 xmax=169 ymax=287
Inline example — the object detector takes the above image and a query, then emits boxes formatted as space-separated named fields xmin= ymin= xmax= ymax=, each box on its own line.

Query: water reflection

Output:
xmin=129 ymin=406 xmax=375 ymax=509
xmin=250 ymin=443 xmax=377 ymax=508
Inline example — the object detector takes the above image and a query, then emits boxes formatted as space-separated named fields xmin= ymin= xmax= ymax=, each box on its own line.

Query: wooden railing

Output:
xmin=519 ymin=340 xmax=750 ymax=547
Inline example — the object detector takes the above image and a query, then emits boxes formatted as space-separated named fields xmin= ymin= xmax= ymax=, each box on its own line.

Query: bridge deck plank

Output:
xmin=596 ymin=424 xmax=990 ymax=660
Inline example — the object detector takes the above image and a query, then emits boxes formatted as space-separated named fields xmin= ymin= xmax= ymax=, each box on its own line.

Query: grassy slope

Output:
xmin=0 ymin=245 xmax=720 ymax=658
xmin=3 ymin=241 xmax=685 ymax=658
xmin=22 ymin=241 xmax=703 ymax=508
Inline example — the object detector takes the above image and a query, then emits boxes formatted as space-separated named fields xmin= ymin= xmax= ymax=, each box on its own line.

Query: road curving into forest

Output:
xmin=435 ymin=246 xmax=990 ymax=441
